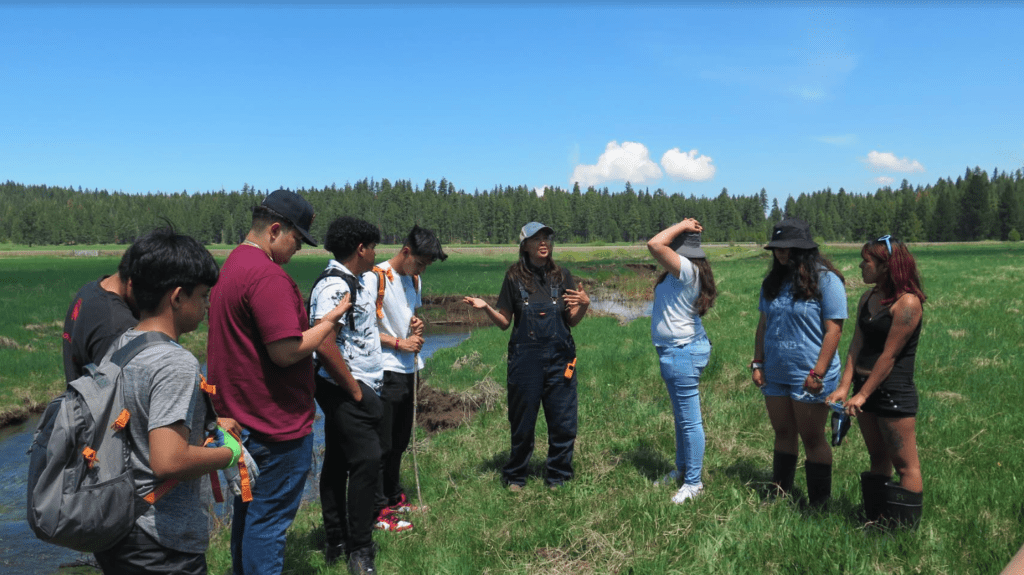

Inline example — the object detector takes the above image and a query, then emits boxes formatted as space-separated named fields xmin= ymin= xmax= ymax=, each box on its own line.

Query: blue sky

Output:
xmin=3 ymin=2 xmax=1023 ymax=208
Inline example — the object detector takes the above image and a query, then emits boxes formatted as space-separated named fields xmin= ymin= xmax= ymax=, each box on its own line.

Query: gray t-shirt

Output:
xmin=108 ymin=329 xmax=213 ymax=554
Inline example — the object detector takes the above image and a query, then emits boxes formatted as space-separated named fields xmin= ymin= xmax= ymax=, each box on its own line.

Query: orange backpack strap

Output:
xmin=371 ymin=266 xmax=392 ymax=319
xmin=144 ymin=479 xmax=179 ymax=504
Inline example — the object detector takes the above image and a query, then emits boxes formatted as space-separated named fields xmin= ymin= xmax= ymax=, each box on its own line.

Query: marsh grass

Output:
xmin=4 ymin=244 xmax=1024 ymax=573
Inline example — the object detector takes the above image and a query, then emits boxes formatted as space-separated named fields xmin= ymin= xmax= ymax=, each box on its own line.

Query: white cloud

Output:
xmin=864 ymin=151 xmax=925 ymax=173
xmin=661 ymin=148 xmax=716 ymax=182
xmin=534 ymin=186 xmax=548 ymax=197
xmin=570 ymin=141 xmax=662 ymax=189
xmin=874 ymin=176 xmax=895 ymax=187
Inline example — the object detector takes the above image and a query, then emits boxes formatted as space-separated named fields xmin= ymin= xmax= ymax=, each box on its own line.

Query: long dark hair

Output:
xmin=508 ymin=244 xmax=566 ymax=292
xmin=762 ymin=248 xmax=845 ymax=301
xmin=862 ymin=237 xmax=926 ymax=305
xmin=655 ymin=258 xmax=717 ymax=316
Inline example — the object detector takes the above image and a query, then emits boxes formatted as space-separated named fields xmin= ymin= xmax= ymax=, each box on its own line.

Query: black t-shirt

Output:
xmin=495 ymin=266 xmax=576 ymax=334
xmin=62 ymin=278 xmax=138 ymax=382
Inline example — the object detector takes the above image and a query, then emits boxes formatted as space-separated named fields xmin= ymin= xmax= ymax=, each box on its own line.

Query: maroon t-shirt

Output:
xmin=207 ymin=244 xmax=314 ymax=442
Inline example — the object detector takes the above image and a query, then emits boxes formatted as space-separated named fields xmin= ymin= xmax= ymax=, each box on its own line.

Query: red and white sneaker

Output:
xmin=387 ymin=493 xmax=424 ymax=514
xmin=374 ymin=508 xmax=413 ymax=532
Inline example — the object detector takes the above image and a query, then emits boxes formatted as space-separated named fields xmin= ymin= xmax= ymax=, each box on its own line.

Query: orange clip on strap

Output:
xmin=199 ymin=374 xmax=215 ymax=395
xmin=82 ymin=446 xmax=98 ymax=469
xmin=111 ymin=409 xmax=131 ymax=431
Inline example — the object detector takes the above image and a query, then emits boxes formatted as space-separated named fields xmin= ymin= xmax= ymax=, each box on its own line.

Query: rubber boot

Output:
xmin=883 ymin=482 xmax=923 ymax=530
xmin=805 ymin=461 xmax=832 ymax=510
xmin=770 ymin=450 xmax=798 ymax=498
xmin=860 ymin=472 xmax=888 ymax=524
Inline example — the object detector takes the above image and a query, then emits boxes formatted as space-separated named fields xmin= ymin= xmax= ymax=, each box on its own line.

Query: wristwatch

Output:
xmin=750 ymin=361 xmax=764 ymax=372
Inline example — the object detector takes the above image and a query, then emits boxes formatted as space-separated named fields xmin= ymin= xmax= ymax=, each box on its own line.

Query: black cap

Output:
xmin=263 ymin=189 xmax=317 ymax=247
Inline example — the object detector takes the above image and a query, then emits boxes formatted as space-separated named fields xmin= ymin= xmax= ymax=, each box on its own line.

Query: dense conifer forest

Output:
xmin=3 ymin=166 xmax=1022 ymax=246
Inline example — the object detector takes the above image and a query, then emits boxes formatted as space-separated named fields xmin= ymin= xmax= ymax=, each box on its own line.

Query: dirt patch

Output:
xmin=415 ymin=376 xmax=503 ymax=434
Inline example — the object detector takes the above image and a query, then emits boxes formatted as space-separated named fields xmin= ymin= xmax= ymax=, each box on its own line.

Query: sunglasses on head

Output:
xmin=877 ymin=234 xmax=892 ymax=254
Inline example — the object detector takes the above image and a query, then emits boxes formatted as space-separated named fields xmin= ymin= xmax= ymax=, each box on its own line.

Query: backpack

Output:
xmin=369 ymin=265 xmax=419 ymax=320
xmin=308 ymin=267 xmax=362 ymax=333
xmin=26 ymin=331 xmax=177 ymax=553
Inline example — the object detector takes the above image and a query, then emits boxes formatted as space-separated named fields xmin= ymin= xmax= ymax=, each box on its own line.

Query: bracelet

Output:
xmin=809 ymin=370 xmax=823 ymax=384
xmin=395 ymin=338 xmax=401 ymax=351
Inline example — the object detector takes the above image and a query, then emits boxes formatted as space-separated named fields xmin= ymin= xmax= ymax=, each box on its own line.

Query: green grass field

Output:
xmin=3 ymin=243 xmax=1023 ymax=574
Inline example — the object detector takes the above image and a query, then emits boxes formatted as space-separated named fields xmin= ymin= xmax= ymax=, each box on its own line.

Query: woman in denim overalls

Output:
xmin=463 ymin=222 xmax=590 ymax=490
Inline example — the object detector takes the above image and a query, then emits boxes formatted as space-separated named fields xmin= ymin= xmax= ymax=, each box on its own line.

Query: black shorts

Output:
xmin=853 ymin=373 xmax=919 ymax=417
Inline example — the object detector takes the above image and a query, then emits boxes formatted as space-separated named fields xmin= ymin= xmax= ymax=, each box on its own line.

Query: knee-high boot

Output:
xmin=771 ymin=450 xmax=798 ymax=496
xmin=883 ymin=482 xmax=923 ymax=530
xmin=805 ymin=461 xmax=832 ymax=510
xmin=860 ymin=472 xmax=888 ymax=523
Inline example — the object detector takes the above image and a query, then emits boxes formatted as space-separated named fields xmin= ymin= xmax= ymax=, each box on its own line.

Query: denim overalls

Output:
xmin=503 ymin=279 xmax=578 ymax=487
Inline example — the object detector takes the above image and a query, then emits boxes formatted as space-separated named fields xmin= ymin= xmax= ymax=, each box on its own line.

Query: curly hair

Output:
xmin=323 ymin=216 xmax=381 ymax=261
xmin=762 ymin=247 xmax=845 ymax=301
xmin=862 ymin=237 xmax=926 ymax=305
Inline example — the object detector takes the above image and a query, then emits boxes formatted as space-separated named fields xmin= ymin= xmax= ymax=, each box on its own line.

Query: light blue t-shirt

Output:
xmin=651 ymin=254 xmax=706 ymax=348
xmin=758 ymin=270 xmax=847 ymax=386
xmin=309 ymin=260 xmax=384 ymax=393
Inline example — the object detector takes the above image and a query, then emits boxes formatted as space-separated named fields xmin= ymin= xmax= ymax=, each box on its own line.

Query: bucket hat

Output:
xmin=764 ymin=218 xmax=817 ymax=250
xmin=519 ymin=222 xmax=554 ymax=244
xmin=263 ymin=189 xmax=317 ymax=246
xmin=669 ymin=232 xmax=706 ymax=259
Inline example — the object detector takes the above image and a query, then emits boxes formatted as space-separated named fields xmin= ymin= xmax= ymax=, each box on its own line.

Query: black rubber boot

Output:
xmin=805 ymin=461 xmax=832 ymax=510
xmin=770 ymin=450 xmax=798 ymax=498
xmin=860 ymin=472 xmax=888 ymax=524
xmin=883 ymin=482 xmax=923 ymax=530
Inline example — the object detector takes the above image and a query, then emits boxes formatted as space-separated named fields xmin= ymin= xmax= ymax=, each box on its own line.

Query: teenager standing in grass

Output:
xmin=369 ymin=225 xmax=448 ymax=530
xmin=462 ymin=222 xmax=590 ymax=491
xmin=752 ymin=218 xmax=846 ymax=509
xmin=827 ymin=235 xmax=925 ymax=529
xmin=647 ymin=218 xmax=717 ymax=504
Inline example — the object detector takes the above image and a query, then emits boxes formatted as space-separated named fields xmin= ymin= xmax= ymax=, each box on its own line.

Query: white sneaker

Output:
xmin=671 ymin=483 xmax=704 ymax=504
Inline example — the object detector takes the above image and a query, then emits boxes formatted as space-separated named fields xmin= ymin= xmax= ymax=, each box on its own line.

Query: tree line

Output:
xmin=2 ymin=166 xmax=1023 ymax=248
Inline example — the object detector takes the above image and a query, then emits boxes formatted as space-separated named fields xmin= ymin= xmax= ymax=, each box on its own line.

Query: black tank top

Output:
xmin=856 ymin=294 xmax=922 ymax=382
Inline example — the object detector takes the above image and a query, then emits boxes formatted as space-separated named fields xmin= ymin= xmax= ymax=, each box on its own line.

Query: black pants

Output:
xmin=377 ymin=370 xmax=415 ymax=508
xmin=94 ymin=525 xmax=206 ymax=575
xmin=504 ymin=343 xmax=578 ymax=487
xmin=315 ymin=376 xmax=383 ymax=551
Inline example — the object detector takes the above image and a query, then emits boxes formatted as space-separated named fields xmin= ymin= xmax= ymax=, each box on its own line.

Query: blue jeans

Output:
xmin=657 ymin=336 xmax=711 ymax=486
xmin=231 ymin=433 xmax=313 ymax=575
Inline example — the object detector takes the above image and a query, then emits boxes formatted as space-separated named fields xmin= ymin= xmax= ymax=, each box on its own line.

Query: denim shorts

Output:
xmin=760 ymin=377 xmax=837 ymax=403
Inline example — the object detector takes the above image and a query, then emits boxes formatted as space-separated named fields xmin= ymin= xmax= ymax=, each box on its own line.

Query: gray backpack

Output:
xmin=26 ymin=331 xmax=175 ymax=552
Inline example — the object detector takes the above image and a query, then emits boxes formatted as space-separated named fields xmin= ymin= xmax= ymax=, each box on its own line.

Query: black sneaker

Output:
xmin=325 ymin=542 xmax=347 ymax=566
xmin=348 ymin=543 xmax=378 ymax=575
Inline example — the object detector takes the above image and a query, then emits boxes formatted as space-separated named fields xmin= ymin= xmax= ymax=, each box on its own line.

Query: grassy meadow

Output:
xmin=2 ymin=242 xmax=1023 ymax=574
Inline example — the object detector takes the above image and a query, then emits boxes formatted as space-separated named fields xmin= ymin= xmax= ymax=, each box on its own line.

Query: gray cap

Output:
xmin=519 ymin=222 xmax=554 ymax=244
xmin=669 ymin=232 xmax=706 ymax=259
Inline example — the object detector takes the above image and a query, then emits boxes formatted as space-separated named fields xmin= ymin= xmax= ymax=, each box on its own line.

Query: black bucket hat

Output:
xmin=669 ymin=232 xmax=706 ymax=259
xmin=764 ymin=218 xmax=817 ymax=250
